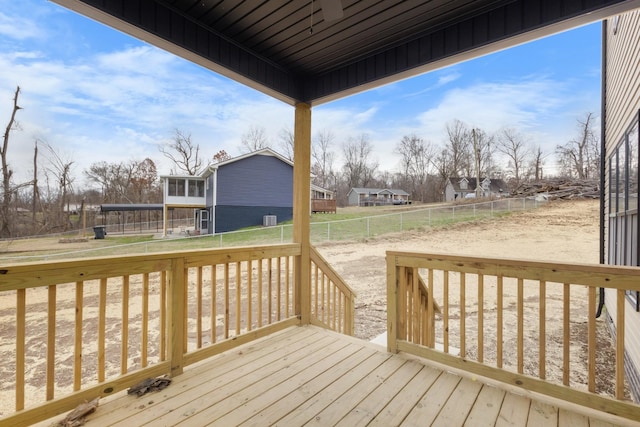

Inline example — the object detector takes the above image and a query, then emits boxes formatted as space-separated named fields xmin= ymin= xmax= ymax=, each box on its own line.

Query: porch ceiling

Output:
xmin=53 ymin=0 xmax=640 ymax=106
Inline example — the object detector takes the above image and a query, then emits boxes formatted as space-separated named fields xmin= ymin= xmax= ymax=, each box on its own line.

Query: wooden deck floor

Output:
xmin=46 ymin=326 xmax=629 ymax=427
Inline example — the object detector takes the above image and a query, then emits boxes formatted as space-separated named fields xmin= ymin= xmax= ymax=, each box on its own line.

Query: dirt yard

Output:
xmin=316 ymin=199 xmax=601 ymax=341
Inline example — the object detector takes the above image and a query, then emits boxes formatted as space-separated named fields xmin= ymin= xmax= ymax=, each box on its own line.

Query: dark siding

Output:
xmin=215 ymin=206 xmax=292 ymax=233
xmin=216 ymin=155 xmax=293 ymax=207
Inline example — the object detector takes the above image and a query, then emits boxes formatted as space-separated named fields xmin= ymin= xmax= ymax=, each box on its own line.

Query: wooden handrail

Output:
xmin=387 ymin=250 xmax=640 ymax=423
xmin=0 ymin=243 xmax=301 ymax=426
xmin=309 ymin=245 xmax=356 ymax=335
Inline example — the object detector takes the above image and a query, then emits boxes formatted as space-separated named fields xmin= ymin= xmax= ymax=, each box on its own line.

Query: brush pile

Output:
xmin=512 ymin=178 xmax=600 ymax=200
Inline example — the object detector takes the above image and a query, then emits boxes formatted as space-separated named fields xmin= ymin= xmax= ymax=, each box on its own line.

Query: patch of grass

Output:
xmin=106 ymin=235 xmax=155 ymax=244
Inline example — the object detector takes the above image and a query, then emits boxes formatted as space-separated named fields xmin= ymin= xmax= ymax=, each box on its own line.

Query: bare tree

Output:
xmin=129 ymin=158 xmax=160 ymax=203
xmin=443 ymin=119 xmax=472 ymax=178
xmin=240 ymin=125 xmax=269 ymax=153
xmin=496 ymin=127 xmax=530 ymax=188
xmin=85 ymin=161 xmax=134 ymax=203
xmin=341 ymin=134 xmax=378 ymax=189
xmin=395 ymin=134 xmax=435 ymax=202
xmin=160 ymin=129 xmax=202 ymax=175
xmin=529 ymin=145 xmax=546 ymax=181
xmin=32 ymin=139 xmax=40 ymax=227
xmin=1 ymin=86 xmax=22 ymax=237
xmin=312 ymin=129 xmax=336 ymax=189
xmin=556 ymin=113 xmax=600 ymax=179
xmin=41 ymin=141 xmax=75 ymax=231
xmin=278 ymin=126 xmax=294 ymax=160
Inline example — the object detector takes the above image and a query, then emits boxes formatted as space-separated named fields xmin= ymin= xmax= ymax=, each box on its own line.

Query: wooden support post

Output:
xmin=293 ymin=102 xmax=312 ymax=324
xmin=168 ymin=258 xmax=185 ymax=377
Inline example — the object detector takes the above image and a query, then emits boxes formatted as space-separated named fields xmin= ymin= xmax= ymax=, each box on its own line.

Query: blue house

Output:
xmin=161 ymin=148 xmax=296 ymax=235
xmin=205 ymin=148 xmax=294 ymax=233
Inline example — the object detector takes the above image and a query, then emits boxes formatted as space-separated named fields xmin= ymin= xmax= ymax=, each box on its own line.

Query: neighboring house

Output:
xmin=444 ymin=177 xmax=509 ymax=202
xmin=603 ymin=9 xmax=640 ymax=402
xmin=161 ymin=148 xmax=332 ymax=235
xmin=347 ymin=188 xmax=410 ymax=206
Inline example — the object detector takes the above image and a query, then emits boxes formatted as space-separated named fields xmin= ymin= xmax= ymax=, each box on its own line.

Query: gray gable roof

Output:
xmin=449 ymin=177 xmax=508 ymax=193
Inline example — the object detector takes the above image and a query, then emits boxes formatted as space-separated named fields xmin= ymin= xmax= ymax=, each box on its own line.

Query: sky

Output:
xmin=0 ymin=1 xmax=603 ymax=188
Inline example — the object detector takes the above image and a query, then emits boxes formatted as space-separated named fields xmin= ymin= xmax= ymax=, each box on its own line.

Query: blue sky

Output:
xmin=1 ymin=1 xmax=602 ymax=185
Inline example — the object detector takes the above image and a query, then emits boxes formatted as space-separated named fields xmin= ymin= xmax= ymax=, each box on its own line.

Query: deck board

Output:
xmin=464 ymin=384 xmax=506 ymax=426
xmin=40 ymin=325 xmax=632 ymax=427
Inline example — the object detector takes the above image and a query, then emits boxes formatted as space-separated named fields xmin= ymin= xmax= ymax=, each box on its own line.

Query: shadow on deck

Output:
xmin=38 ymin=326 xmax=629 ymax=427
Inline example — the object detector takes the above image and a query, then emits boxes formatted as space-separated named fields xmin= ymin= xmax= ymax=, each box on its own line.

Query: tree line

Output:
xmin=0 ymin=85 xmax=599 ymax=238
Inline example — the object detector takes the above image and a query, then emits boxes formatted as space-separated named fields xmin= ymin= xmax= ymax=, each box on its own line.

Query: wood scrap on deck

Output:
xmin=52 ymin=397 xmax=99 ymax=427
xmin=127 ymin=375 xmax=172 ymax=396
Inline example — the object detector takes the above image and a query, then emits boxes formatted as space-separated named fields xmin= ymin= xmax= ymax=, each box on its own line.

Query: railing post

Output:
xmin=168 ymin=258 xmax=185 ymax=377
xmin=386 ymin=254 xmax=398 ymax=353
xmin=293 ymin=103 xmax=312 ymax=324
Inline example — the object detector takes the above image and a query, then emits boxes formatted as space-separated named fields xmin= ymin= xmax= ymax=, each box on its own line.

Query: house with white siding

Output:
xmin=444 ymin=177 xmax=509 ymax=201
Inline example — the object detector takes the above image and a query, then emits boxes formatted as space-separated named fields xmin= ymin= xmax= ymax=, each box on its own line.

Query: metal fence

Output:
xmin=0 ymin=197 xmax=544 ymax=262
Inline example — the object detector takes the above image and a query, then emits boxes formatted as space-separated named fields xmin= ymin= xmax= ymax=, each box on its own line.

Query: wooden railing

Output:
xmin=311 ymin=198 xmax=337 ymax=213
xmin=309 ymin=246 xmax=356 ymax=335
xmin=0 ymin=244 xmax=311 ymax=426
xmin=387 ymin=251 xmax=640 ymax=423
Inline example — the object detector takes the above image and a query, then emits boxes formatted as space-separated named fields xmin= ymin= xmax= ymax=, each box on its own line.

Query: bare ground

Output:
xmin=316 ymin=199 xmax=601 ymax=341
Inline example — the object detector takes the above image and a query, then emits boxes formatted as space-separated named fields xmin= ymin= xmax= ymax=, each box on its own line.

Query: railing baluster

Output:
xmin=539 ymin=280 xmax=546 ymax=379
xmin=142 ymin=273 xmax=149 ymax=366
xmin=587 ymin=285 xmax=596 ymax=392
xmin=497 ymin=275 xmax=503 ymax=369
xmin=460 ymin=272 xmax=466 ymax=357
xmin=616 ymin=289 xmax=626 ymax=399
xmin=258 ymin=259 xmax=263 ymax=328
xmin=197 ymin=266 xmax=203 ymax=348
xmin=121 ymin=276 xmax=129 ymax=375
xmin=321 ymin=270 xmax=326 ymax=324
xmin=444 ymin=271 xmax=449 ymax=353
xmin=236 ymin=261 xmax=241 ymax=335
xmin=277 ymin=257 xmax=282 ymax=321
xmin=247 ymin=260 xmax=253 ymax=331
xmin=160 ymin=271 xmax=167 ymax=360
xmin=74 ymin=282 xmax=84 ymax=391
xmin=313 ymin=262 xmax=319 ymax=319
xmin=16 ymin=288 xmax=26 ymax=411
xmin=478 ymin=274 xmax=484 ymax=363
xmin=224 ymin=263 xmax=230 ymax=339
xmin=427 ymin=269 xmax=434 ymax=347
xmin=563 ymin=282 xmax=570 ymax=385
xmin=210 ymin=266 xmax=217 ymax=343
xmin=183 ymin=270 xmax=188 ymax=350
xmin=99 ymin=279 xmax=107 ymax=376
xmin=285 ymin=257 xmax=289 ymax=318
xmin=268 ymin=258 xmax=273 ymax=324
xmin=518 ymin=278 xmax=524 ymax=374
xmin=47 ymin=285 xmax=56 ymax=400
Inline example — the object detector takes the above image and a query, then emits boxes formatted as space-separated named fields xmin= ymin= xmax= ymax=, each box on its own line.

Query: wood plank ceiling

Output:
xmin=53 ymin=0 xmax=640 ymax=105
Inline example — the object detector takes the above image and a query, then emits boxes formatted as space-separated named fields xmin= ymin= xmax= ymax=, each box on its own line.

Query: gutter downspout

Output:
xmin=597 ymin=18 xmax=607 ymax=318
